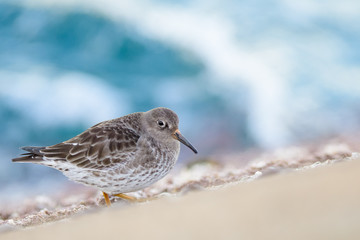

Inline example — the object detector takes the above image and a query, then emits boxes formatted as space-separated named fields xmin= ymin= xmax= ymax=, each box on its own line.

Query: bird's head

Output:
xmin=142 ymin=107 xmax=197 ymax=154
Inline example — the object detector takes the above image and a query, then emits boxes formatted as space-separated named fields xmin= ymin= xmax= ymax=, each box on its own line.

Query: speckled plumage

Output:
xmin=13 ymin=107 xmax=197 ymax=202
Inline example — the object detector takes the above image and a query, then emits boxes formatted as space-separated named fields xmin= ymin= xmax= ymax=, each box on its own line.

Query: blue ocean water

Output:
xmin=0 ymin=0 xmax=360 ymax=195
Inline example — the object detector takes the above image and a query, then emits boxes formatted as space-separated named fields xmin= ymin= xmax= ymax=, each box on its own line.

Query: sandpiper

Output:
xmin=12 ymin=107 xmax=198 ymax=206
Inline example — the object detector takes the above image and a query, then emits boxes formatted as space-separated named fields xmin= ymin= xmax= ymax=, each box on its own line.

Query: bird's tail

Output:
xmin=12 ymin=146 xmax=46 ymax=163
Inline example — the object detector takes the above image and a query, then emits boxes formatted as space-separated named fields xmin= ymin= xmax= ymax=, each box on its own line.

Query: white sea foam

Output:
xmin=13 ymin=0 xmax=360 ymax=148
xmin=0 ymin=68 xmax=130 ymax=127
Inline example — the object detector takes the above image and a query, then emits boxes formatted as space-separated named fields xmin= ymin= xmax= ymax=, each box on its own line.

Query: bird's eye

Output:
xmin=157 ymin=120 xmax=166 ymax=128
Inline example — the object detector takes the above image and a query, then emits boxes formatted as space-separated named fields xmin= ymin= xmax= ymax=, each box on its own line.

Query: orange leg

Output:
xmin=102 ymin=192 xmax=111 ymax=206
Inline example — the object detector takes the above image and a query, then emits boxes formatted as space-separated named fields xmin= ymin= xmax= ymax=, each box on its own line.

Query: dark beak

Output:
xmin=173 ymin=129 xmax=198 ymax=154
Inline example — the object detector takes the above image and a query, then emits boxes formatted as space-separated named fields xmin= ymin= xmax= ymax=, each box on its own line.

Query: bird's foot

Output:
xmin=102 ymin=192 xmax=157 ymax=206
xmin=113 ymin=193 xmax=154 ymax=203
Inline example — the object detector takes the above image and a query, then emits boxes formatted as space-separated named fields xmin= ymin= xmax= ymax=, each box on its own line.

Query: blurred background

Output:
xmin=1 ymin=0 xmax=360 ymax=199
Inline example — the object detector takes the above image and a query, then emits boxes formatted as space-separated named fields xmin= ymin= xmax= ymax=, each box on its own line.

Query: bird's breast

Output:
xmin=86 ymin=139 xmax=180 ymax=194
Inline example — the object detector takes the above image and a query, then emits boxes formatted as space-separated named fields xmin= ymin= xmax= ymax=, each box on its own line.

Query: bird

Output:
xmin=12 ymin=107 xmax=198 ymax=206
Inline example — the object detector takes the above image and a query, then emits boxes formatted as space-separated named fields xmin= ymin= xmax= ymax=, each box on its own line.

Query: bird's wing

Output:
xmin=40 ymin=124 xmax=140 ymax=169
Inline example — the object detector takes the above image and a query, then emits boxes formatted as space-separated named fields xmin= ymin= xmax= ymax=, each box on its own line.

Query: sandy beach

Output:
xmin=2 ymin=152 xmax=360 ymax=240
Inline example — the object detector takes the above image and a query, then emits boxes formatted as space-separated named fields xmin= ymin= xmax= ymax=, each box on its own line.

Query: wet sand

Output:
xmin=2 ymin=157 xmax=360 ymax=240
